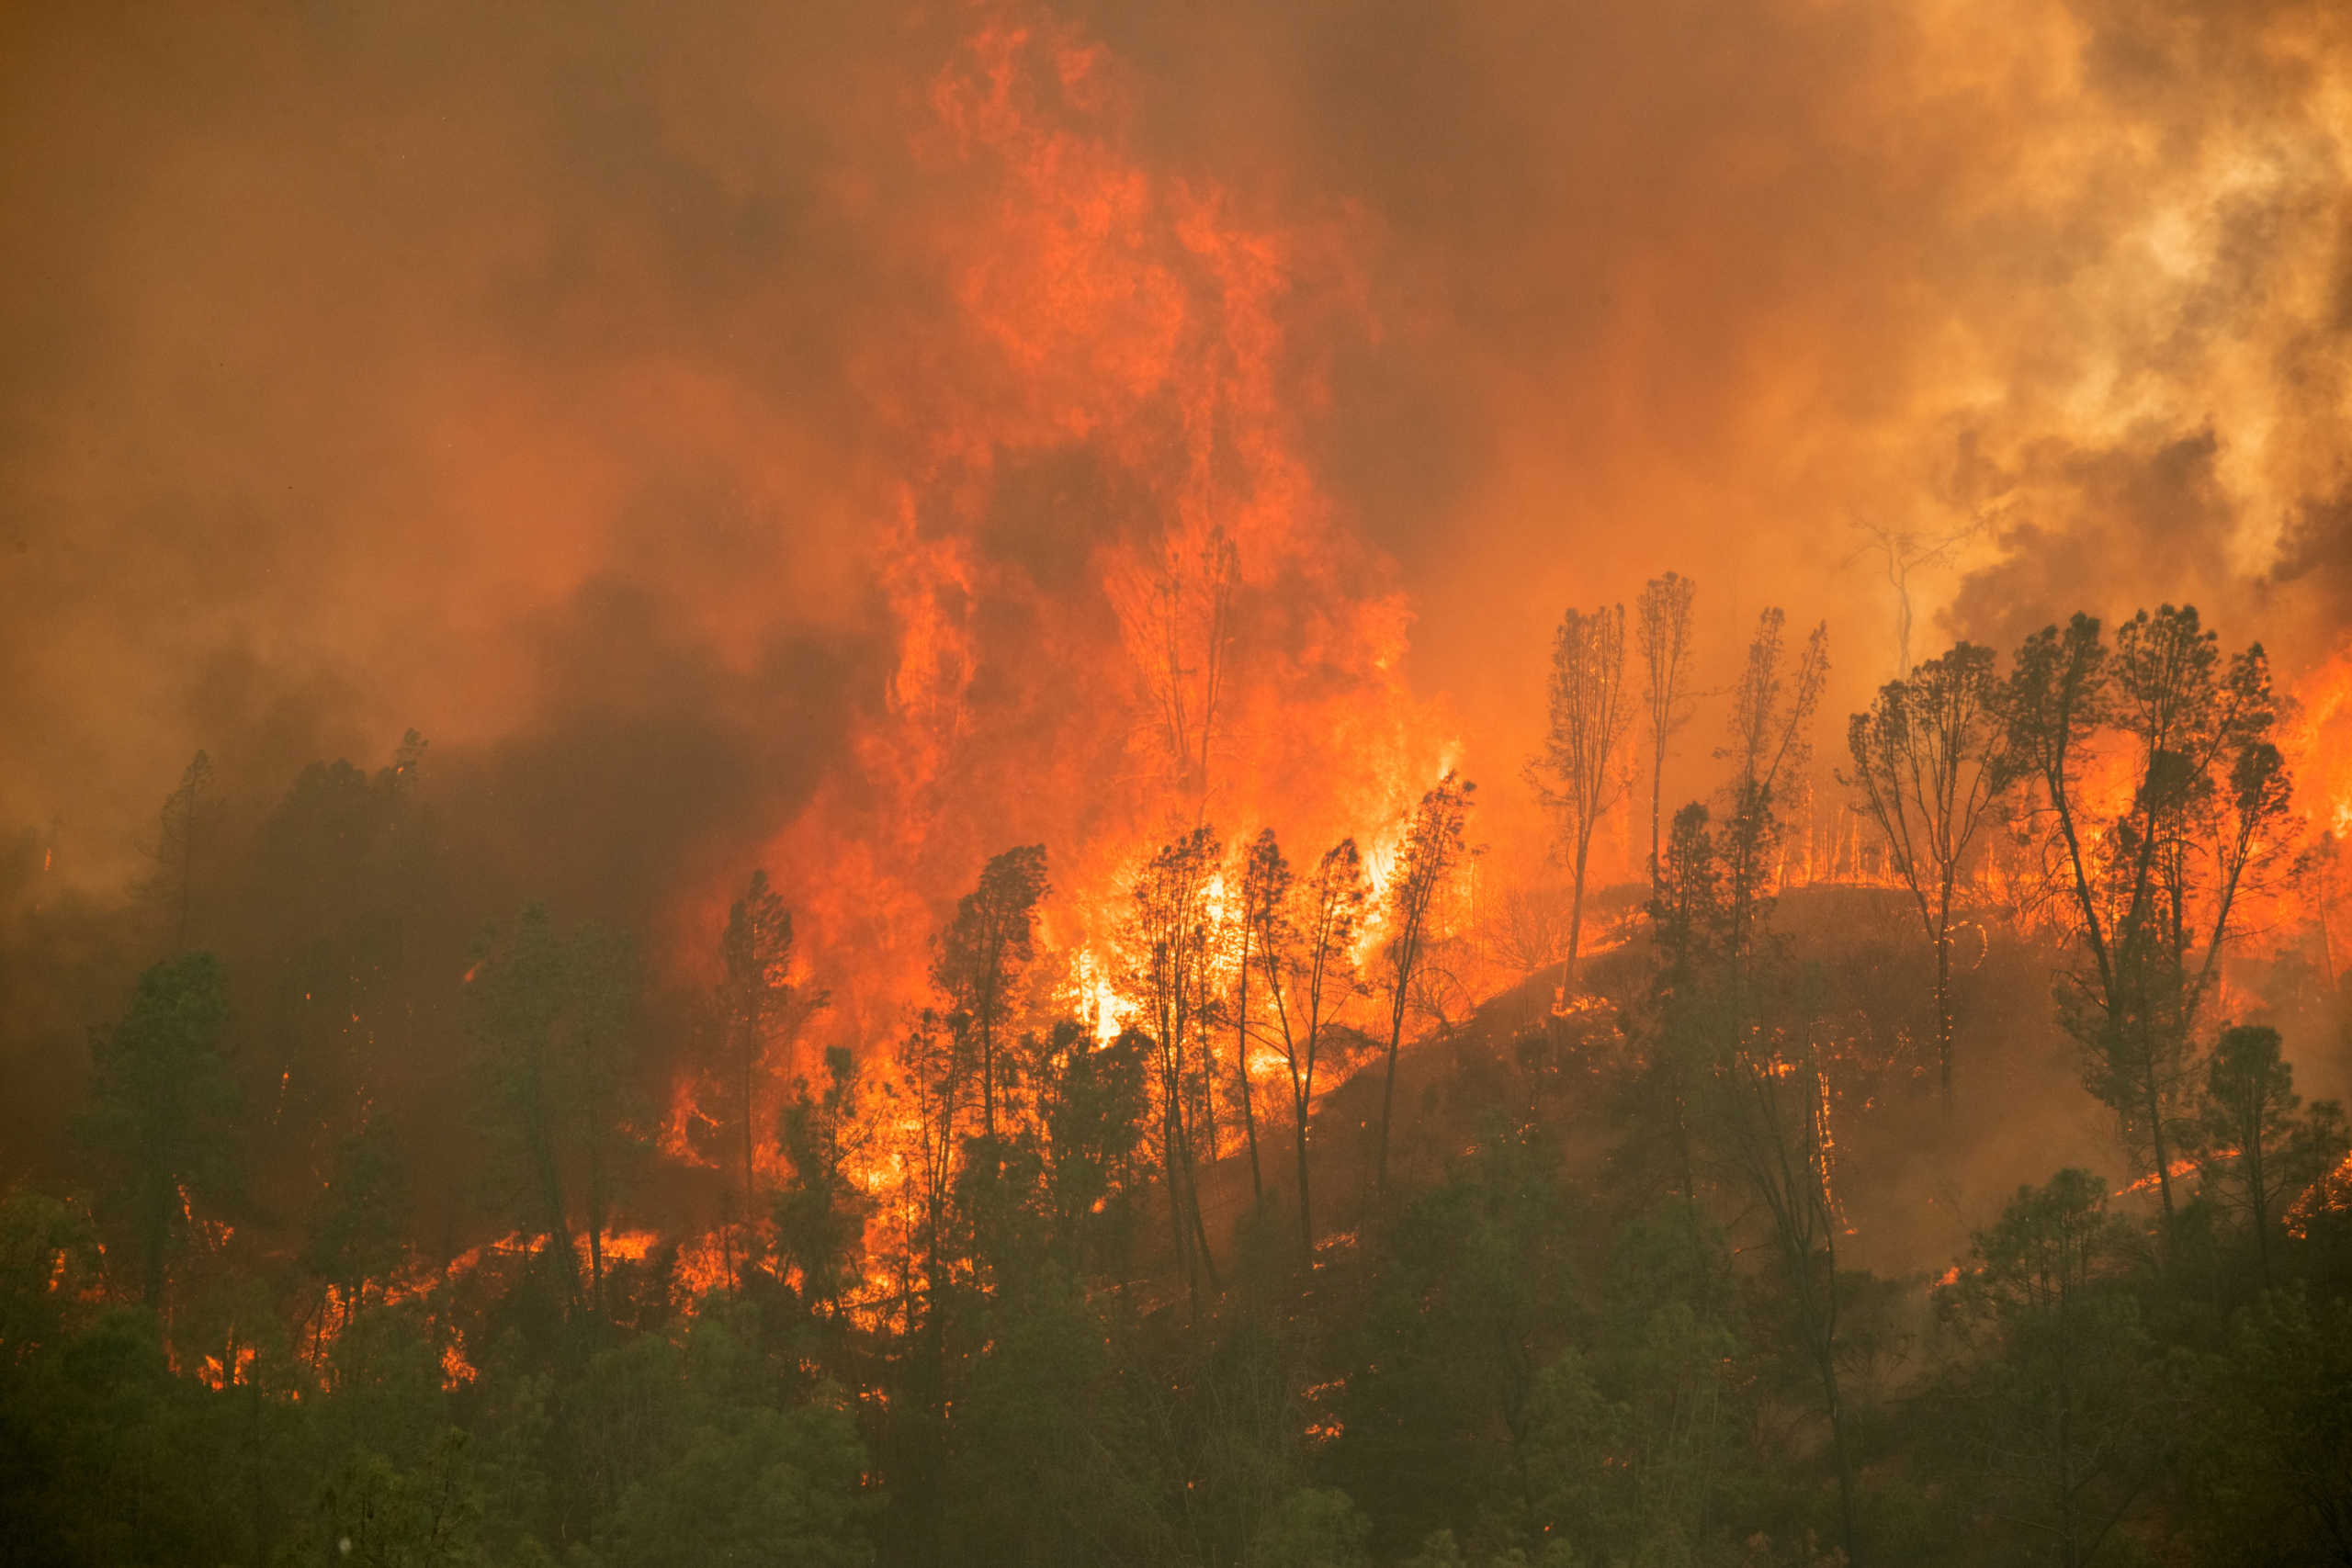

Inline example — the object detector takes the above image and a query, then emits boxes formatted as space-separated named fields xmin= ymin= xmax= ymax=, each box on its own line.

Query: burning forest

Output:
xmin=5 ymin=2 xmax=2352 ymax=1565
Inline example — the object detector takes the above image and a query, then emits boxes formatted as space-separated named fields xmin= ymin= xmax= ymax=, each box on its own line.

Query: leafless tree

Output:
xmin=1849 ymin=518 xmax=1979 ymax=677
xmin=1122 ymin=526 xmax=1240 ymax=814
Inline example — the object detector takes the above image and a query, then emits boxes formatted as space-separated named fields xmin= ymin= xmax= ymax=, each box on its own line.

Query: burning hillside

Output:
xmin=6 ymin=2 xmax=2352 ymax=1566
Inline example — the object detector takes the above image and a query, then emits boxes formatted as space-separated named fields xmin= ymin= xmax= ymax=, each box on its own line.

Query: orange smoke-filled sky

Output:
xmin=5 ymin=0 xmax=2350 ymax=964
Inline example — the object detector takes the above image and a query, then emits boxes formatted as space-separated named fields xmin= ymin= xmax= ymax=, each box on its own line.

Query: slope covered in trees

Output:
xmin=3 ymin=599 xmax=2350 ymax=1568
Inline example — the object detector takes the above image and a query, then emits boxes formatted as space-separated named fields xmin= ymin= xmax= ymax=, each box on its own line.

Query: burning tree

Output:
xmin=1636 ymin=572 xmax=1699 ymax=887
xmin=775 ymin=1044 xmax=876 ymax=1324
xmin=1843 ymin=641 xmax=2016 ymax=1105
xmin=1629 ymin=609 xmax=1857 ymax=1562
xmin=933 ymin=844 xmax=1049 ymax=1146
xmin=1229 ymin=833 xmax=1279 ymax=1207
xmin=1529 ymin=603 xmax=1632 ymax=998
xmin=1122 ymin=526 xmax=1241 ymax=813
xmin=1031 ymin=1019 xmax=1149 ymax=1279
xmin=1126 ymin=824 xmax=1224 ymax=1312
xmin=1245 ymin=830 xmax=1368 ymax=1259
xmin=1374 ymin=773 xmax=1475 ymax=1192
xmin=718 ymin=870 xmax=824 ymax=1282
xmin=1710 ymin=608 xmax=1827 ymax=1009
xmin=2002 ymin=607 xmax=2295 ymax=1252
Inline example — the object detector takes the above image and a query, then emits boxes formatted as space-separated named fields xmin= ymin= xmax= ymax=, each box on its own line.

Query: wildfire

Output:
xmin=2286 ymin=1149 xmax=2352 ymax=1242
xmin=196 ymin=1345 xmax=256 ymax=1391
xmin=2290 ymin=648 xmax=2352 ymax=838
xmin=2119 ymin=1156 xmax=2209 ymax=1199
xmin=726 ymin=6 xmax=1433 ymax=1127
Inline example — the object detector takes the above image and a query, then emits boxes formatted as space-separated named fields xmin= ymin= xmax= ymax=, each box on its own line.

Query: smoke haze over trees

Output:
xmin=6 ymin=2 xmax=2352 ymax=1565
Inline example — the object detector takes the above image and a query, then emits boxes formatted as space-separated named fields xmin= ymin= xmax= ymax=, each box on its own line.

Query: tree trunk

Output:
xmin=1820 ymin=1345 xmax=1861 ymax=1568
xmin=741 ymin=1043 xmax=757 ymax=1270
xmin=1376 ymin=1014 xmax=1403 ymax=1192
xmin=1562 ymin=829 xmax=1592 ymax=1001
xmin=1650 ymin=744 xmax=1665 ymax=891
xmin=1235 ymin=959 xmax=1262 ymax=1205
xmin=1935 ymin=881 xmax=1955 ymax=1108
xmin=1293 ymin=1085 xmax=1315 ymax=1262
xmin=2143 ymin=1043 xmax=2179 ymax=1255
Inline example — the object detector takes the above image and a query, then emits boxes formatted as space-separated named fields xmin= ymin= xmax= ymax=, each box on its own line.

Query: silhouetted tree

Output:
xmin=933 ymin=845 xmax=1047 ymax=1145
xmin=1636 ymin=572 xmax=1699 ymax=889
xmin=1850 ymin=518 xmax=1979 ymax=677
xmin=1032 ymin=1020 xmax=1149 ymax=1275
xmin=567 ymin=919 xmax=643 ymax=1318
xmin=1230 ymin=834 xmax=1276 ymax=1206
xmin=147 ymin=750 xmax=215 ymax=952
xmin=2005 ymin=607 xmax=2294 ymax=1251
xmin=1127 ymin=825 xmax=1223 ymax=1311
xmin=242 ymin=731 xmax=433 ymax=1213
xmin=1248 ymin=831 xmax=1368 ymax=1258
xmin=1529 ymin=604 xmax=1631 ymax=998
xmin=1719 ymin=610 xmax=1828 ymax=976
xmin=775 ymin=1045 xmax=876 ymax=1322
xmin=1935 ymin=1169 xmax=2157 ymax=1568
xmin=902 ymin=1008 xmax=967 ymax=1323
xmin=81 ymin=953 xmax=241 ymax=1309
xmin=1375 ymin=773 xmax=1474 ymax=1191
xmin=301 ymin=1113 xmax=411 ymax=1326
xmin=2192 ymin=1024 xmax=2348 ymax=1287
xmin=1844 ymin=641 xmax=2015 ymax=1104
xmin=1124 ymin=525 xmax=1241 ymax=809
xmin=470 ymin=904 xmax=582 ymax=1307
xmin=718 ymin=871 xmax=822 ymax=1282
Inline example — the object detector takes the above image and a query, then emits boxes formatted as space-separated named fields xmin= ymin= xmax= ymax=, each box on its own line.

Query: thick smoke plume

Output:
xmin=5 ymin=0 xmax=2349 ymax=1032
